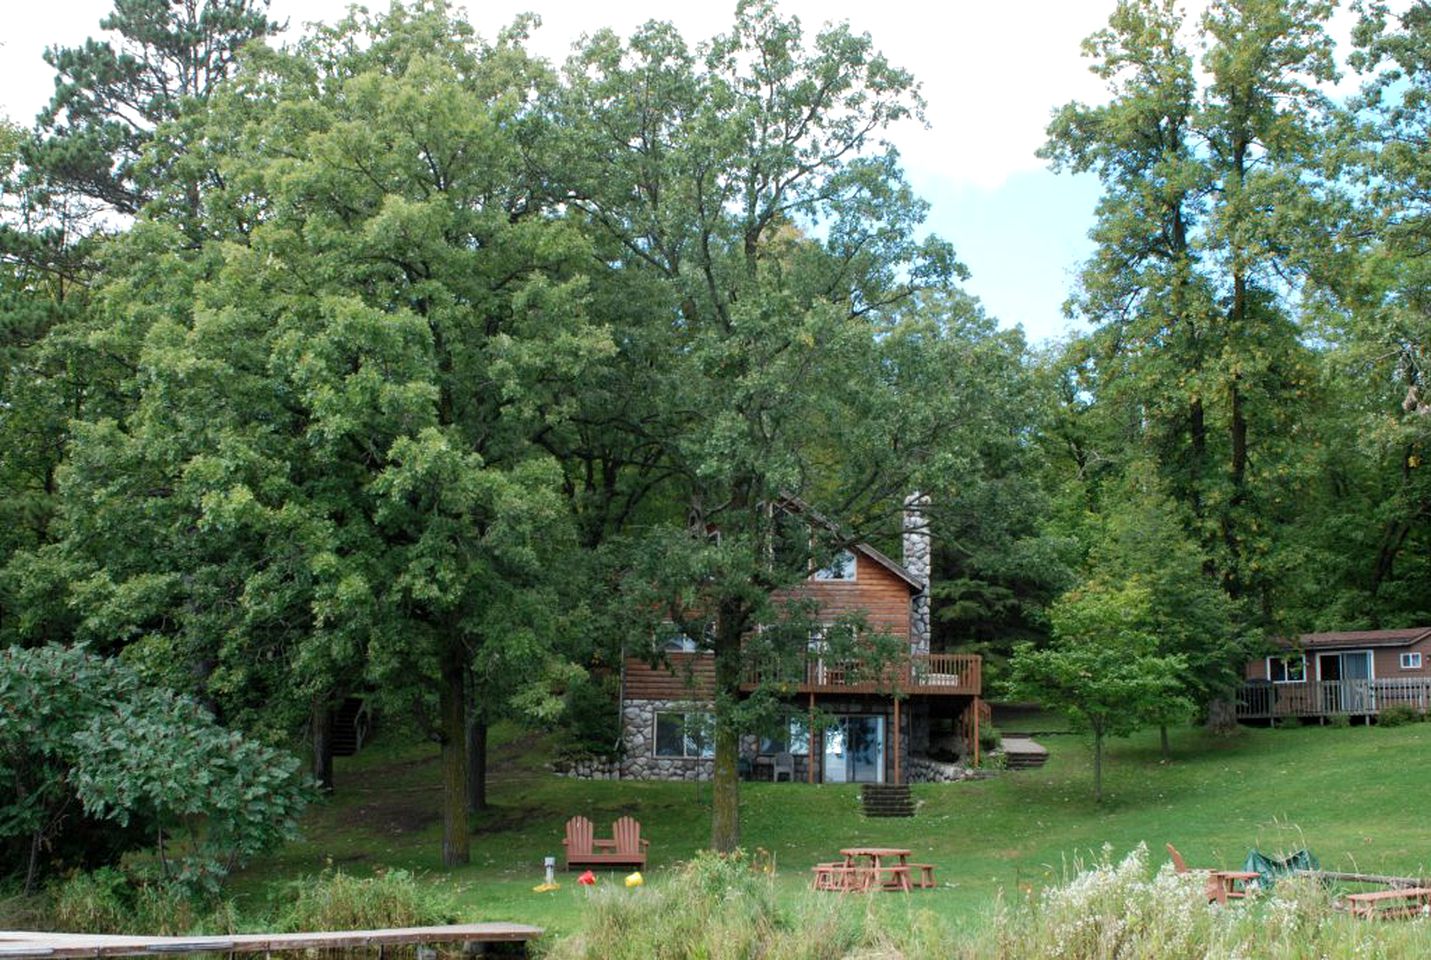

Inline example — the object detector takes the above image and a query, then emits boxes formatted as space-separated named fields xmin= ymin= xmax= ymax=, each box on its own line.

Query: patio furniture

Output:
xmin=772 ymin=751 xmax=795 ymax=782
xmin=562 ymin=815 xmax=650 ymax=869
xmin=839 ymin=847 xmax=913 ymax=893
xmin=1344 ymin=887 xmax=1431 ymax=920
xmin=1166 ymin=843 xmax=1260 ymax=905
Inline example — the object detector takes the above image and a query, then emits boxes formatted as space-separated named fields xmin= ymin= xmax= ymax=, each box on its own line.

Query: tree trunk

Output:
xmin=710 ymin=600 xmax=744 ymax=853
xmin=1159 ymin=724 xmax=1170 ymax=761
xmin=1205 ymin=697 xmax=1239 ymax=737
xmin=1093 ymin=729 xmax=1104 ymax=804
xmin=311 ymin=699 xmax=334 ymax=794
xmin=466 ymin=712 xmax=488 ymax=815
xmin=439 ymin=640 xmax=470 ymax=867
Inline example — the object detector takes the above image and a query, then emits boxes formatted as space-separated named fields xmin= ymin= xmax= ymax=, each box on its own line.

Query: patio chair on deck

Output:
xmin=772 ymin=751 xmax=795 ymax=782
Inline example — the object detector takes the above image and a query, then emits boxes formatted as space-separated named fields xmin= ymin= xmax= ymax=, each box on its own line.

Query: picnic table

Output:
xmin=840 ymin=847 xmax=913 ymax=893
xmin=1344 ymin=887 xmax=1431 ymax=920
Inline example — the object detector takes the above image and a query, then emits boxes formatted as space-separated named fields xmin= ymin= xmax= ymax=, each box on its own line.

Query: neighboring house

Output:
xmin=617 ymin=500 xmax=984 ymax=784
xmin=1238 ymin=628 xmax=1431 ymax=722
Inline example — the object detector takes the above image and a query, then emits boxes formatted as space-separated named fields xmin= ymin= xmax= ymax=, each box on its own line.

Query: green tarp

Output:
xmin=1242 ymin=848 xmax=1320 ymax=889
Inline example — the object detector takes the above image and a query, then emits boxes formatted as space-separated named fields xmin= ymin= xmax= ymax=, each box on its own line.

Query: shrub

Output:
xmin=1378 ymin=704 xmax=1423 ymax=727
xmin=979 ymin=723 xmax=1003 ymax=755
xmin=0 ymin=645 xmax=309 ymax=893
xmin=275 ymin=868 xmax=457 ymax=932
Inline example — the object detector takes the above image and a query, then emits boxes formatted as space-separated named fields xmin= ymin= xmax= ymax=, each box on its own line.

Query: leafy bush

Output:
xmin=1378 ymin=704 xmax=1423 ymax=727
xmin=0 ymin=645 xmax=309 ymax=892
xmin=275 ymin=868 xmax=458 ymax=932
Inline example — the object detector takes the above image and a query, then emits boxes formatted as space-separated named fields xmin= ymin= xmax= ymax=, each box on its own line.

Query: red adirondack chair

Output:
xmin=611 ymin=816 xmax=650 ymax=868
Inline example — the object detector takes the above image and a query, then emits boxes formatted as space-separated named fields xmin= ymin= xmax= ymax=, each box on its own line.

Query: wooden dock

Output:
xmin=0 ymin=924 xmax=543 ymax=959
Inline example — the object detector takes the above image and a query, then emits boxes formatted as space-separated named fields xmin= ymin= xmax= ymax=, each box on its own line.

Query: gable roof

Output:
xmin=852 ymin=543 xmax=924 ymax=593
xmin=772 ymin=493 xmax=924 ymax=593
xmin=1279 ymin=628 xmax=1431 ymax=650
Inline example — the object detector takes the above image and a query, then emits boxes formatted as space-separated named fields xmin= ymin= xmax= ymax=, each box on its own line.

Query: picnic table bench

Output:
xmin=1343 ymin=887 xmax=1431 ymax=920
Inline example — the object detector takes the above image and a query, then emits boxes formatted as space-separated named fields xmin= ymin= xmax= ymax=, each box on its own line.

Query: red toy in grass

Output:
xmin=577 ymin=870 xmax=597 ymax=886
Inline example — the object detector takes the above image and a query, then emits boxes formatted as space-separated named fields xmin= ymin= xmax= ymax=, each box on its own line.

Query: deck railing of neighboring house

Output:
xmin=742 ymin=652 xmax=980 ymax=696
xmin=1237 ymin=678 xmax=1431 ymax=720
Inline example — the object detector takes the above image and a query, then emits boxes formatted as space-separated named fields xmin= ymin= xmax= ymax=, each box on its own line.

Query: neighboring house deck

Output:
xmin=1237 ymin=628 xmax=1431 ymax=722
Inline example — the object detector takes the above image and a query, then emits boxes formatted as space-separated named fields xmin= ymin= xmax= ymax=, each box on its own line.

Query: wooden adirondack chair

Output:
xmin=563 ymin=816 xmax=597 ymax=870
xmin=1167 ymin=843 xmax=1260 ymax=905
xmin=611 ymin=816 xmax=650 ymax=868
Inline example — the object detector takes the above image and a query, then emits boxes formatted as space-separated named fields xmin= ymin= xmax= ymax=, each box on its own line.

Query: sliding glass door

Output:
xmin=822 ymin=715 xmax=885 ymax=783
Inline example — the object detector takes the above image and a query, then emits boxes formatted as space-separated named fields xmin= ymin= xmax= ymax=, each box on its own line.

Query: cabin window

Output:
xmin=1402 ymin=652 xmax=1423 ymax=670
xmin=813 ymin=550 xmax=856 ymax=581
xmin=759 ymin=717 xmax=810 ymax=756
xmin=657 ymin=621 xmax=710 ymax=653
xmin=1267 ymin=655 xmax=1306 ymax=683
xmin=654 ymin=712 xmax=714 ymax=758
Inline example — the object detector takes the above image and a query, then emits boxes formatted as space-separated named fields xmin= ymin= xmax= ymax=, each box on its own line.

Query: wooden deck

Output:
xmin=742 ymin=653 xmax=980 ymax=696
xmin=1237 ymin=678 xmax=1431 ymax=720
xmin=0 ymin=924 xmax=543 ymax=959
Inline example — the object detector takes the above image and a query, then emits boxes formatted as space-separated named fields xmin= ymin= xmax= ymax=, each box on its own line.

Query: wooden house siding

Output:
xmin=1244 ymin=637 xmax=1431 ymax=682
xmin=623 ymin=653 xmax=716 ymax=700
xmin=622 ymin=553 xmax=917 ymax=699
xmin=770 ymin=553 xmax=914 ymax=640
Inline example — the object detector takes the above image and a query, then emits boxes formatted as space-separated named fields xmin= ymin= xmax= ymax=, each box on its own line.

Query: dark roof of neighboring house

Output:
xmin=854 ymin=543 xmax=923 ymax=593
xmin=1278 ymin=628 xmax=1431 ymax=650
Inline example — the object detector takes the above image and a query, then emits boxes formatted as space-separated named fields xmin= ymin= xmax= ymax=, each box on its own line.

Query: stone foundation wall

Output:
xmin=619 ymin=698 xmax=714 ymax=781
xmin=906 ymin=755 xmax=987 ymax=783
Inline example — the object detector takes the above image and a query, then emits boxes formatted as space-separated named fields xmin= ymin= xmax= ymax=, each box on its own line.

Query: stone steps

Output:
xmin=861 ymin=783 xmax=915 ymax=818
xmin=1001 ymin=736 xmax=1048 ymax=770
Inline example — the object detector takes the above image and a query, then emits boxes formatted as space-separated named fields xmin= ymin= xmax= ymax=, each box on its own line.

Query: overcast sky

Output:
xmin=0 ymin=1 xmax=1381 ymax=343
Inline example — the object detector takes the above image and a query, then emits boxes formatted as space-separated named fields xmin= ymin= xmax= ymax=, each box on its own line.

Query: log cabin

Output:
xmin=615 ymin=499 xmax=983 ymax=783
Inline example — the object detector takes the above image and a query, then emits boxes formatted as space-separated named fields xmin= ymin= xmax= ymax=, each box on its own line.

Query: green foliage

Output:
xmin=274 ymin=868 xmax=456 ymax=932
xmin=553 ymin=673 xmax=622 ymax=762
xmin=1008 ymin=580 xmax=1190 ymax=800
xmin=0 ymin=645 xmax=308 ymax=892
xmin=978 ymin=723 xmax=1003 ymax=755
xmin=1376 ymin=704 xmax=1423 ymax=727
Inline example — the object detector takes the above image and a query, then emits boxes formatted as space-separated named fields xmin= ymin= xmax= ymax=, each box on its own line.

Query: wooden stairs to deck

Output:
xmin=1001 ymin=736 xmax=1048 ymax=770
xmin=861 ymin=783 xmax=916 ymax=818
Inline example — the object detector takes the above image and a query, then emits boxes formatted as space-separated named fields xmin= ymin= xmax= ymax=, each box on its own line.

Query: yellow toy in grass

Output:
xmin=532 ymin=882 xmax=560 ymax=893
xmin=625 ymin=871 xmax=644 ymax=888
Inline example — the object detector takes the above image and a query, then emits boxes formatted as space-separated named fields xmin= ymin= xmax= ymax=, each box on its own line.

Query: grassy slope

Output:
xmin=230 ymin=719 xmax=1431 ymax=939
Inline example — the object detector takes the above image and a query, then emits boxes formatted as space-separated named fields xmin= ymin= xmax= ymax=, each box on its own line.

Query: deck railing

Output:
xmin=1237 ymin=678 xmax=1431 ymax=719
xmin=743 ymin=652 xmax=980 ymax=696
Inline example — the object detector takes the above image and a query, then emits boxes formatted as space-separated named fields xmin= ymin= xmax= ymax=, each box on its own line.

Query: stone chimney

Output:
xmin=902 ymin=493 xmax=931 ymax=656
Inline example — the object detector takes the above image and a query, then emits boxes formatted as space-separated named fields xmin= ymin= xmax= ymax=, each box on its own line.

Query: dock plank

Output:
xmin=0 ymin=924 xmax=542 ymax=959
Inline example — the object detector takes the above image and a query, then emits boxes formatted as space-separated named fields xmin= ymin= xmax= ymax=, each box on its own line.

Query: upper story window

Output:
xmin=658 ymin=621 xmax=710 ymax=653
xmin=813 ymin=550 xmax=856 ymax=581
xmin=1267 ymin=655 xmax=1306 ymax=684
xmin=1401 ymin=652 xmax=1423 ymax=670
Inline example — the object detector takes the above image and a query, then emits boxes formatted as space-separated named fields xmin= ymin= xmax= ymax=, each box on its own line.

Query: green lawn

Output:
xmin=229 ymin=719 xmax=1431 ymax=940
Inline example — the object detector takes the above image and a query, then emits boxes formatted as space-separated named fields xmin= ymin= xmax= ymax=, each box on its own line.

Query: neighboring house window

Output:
xmin=654 ymin=712 xmax=714 ymax=758
xmin=760 ymin=717 xmax=811 ymax=755
xmin=1267 ymin=655 xmax=1306 ymax=683
xmin=813 ymin=550 xmax=856 ymax=581
xmin=1402 ymin=652 xmax=1423 ymax=670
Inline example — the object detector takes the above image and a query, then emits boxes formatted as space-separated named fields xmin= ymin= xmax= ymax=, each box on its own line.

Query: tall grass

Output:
xmin=43 ymin=868 xmax=239 ymax=935
xmin=546 ymin=850 xmax=959 ymax=960
xmin=274 ymin=867 xmax=458 ymax=931
xmin=980 ymin=843 xmax=1431 ymax=959
xmin=551 ymin=848 xmax=1431 ymax=959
